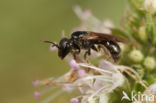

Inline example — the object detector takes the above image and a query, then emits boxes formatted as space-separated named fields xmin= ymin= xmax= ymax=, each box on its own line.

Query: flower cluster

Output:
xmin=33 ymin=58 xmax=138 ymax=103
xmin=34 ymin=0 xmax=156 ymax=102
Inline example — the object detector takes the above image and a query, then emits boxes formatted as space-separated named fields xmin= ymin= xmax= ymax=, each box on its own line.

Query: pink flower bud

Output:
xmin=70 ymin=98 xmax=79 ymax=103
xmin=32 ymin=80 xmax=40 ymax=87
xmin=77 ymin=69 xmax=86 ymax=78
xmin=69 ymin=59 xmax=79 ymax=70
xmin=34 ymin=91 xmax=40 ymax=99
xmin=49 ymin=44 xmax=56 ymax=52
xmin=83 ymin=10 xmax=91 ymax=20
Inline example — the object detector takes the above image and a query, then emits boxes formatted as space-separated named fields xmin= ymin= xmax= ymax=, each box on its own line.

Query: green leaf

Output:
xmin=146 ymin=12 xmax=156 ymax=45
xmin=144 ymin=74 xmax=156 ymax=86
xmin=111 ymin=28 xmax=132 ymax=40
xmin=133 ymin=82 xmax=145 ymax=93
xmin=128 ymin=0 xmax=145 ymax=15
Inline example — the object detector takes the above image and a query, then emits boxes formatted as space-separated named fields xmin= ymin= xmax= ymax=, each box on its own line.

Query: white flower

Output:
xmin=145 ymin=82 xmax=156 ymax=94
xmin=76 ymin=60 xmax=125 ymax=102
xmin=47 ymin=60 xmax=125 ymax=103
xmin=144 ymin=82 xmax=156 ymax=103
xmin=88 ymin=98 xmax=96 ymax=103
xmin=99 ymin=93 xmax=109 ymax=103
xmin=36 ymin=59 xmax=146 ymax=103
xmin=73 ymin=6 xmax=113 ymax=34
xmin=144 ymin=0 xmax=156 ymax=13
xmin=78 ymin=62 xmax=125 ymax=92
xmin=112 ymin=70 xmax=125 ymax=87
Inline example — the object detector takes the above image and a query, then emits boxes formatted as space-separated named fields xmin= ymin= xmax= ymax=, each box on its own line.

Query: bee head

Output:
xmin=41 ymin=38 xmax=72 ymax=59
xmin=58 ymin=38 xmax=72 ymax=59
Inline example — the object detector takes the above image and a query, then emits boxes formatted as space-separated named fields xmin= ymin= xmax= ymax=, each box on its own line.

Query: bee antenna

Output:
xmin=40 ymin=40 xmax=59 ymax=48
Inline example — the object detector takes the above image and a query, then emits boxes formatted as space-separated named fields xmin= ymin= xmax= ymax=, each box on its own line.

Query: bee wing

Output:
xmin=83 ymin=32 xmax=128 ymax=43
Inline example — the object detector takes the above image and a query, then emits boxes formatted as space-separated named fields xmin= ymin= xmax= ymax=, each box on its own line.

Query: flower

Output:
xmin=74 ymin=60 xmax=125 ymax=102
xmin=32 ymin=79 xmax=40 ymax=87
xmin=143 ymin=56 xmax=156 ymax=70
xmin=35 ymin=57 xmax=147 ymax=103
xmin=146 ymin=82 xmax=156 ymax=94
xmin=62 ymin=84 xmax=73 ymax=92
xmin=88 ymin=98 xmax=96 ymax=103
xmin=70 ymin=98 xmax=79 ymax=103
xmin=34 ymin=91 xmax=40 ymax=99
xmin=99 ymin=94 xmax=109 ymax=103
xmin=138 ymin=26 xmax=147 ymax=42
xmin=69 ymin=59 xmax=80 ymax=70
xmin=73 ymin=6 xmax=113 ymax=34
xmin=128 ymin=49 xmax=144 ymax=63
xmin=49 ymin=44 xmax=57 ymax=51
xmin=77 ymin=69 xmax=86 ymax=78
xmin=144 ymin=0 xmax=156 ymax=13
xmin=37 ymin=60 xmax=126 ymax=103
xmin=144 ymin=82 xmax=156 ymax=103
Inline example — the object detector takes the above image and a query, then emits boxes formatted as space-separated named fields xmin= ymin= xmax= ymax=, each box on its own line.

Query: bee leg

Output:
xmin=98 ymin=45 xmax=102 ymax=51
xmin=84 ymin=51 xmax=88 ymax=60
xmin=100 ymin=45 xmax=114 ymax=62
xmin=91 ymin=45 xmax=98 ymax=51
xmin=72 ymin=49 xmax=81 ymax=60
xmin=84 ymin=49 xmax=91 ymax=61
xmin=73 ymin=53 xmax=77 ymax=60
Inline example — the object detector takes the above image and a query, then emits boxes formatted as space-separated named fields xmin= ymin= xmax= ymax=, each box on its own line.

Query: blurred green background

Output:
xmin=0 ymin=0 xmax=125 ymax=103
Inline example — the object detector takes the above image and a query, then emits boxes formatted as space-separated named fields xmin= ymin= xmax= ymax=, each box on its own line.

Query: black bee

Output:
xmin=42 ymin=31 xmax=127 ymax=62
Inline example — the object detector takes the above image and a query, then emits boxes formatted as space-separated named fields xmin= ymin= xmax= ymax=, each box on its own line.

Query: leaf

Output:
xmin=133 ymin=82 xmax=145 ymax=93
xmin=111 ymin=28 xmax=132 ymax=40
xmin=146 ymin=12 xmax=156 ymax=45
xmin=128 ymin=0 xmax=145 ymax=15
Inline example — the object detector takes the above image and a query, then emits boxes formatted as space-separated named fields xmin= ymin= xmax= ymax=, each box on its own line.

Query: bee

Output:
xmin=42 ymin=31 xmax=127 ymax=62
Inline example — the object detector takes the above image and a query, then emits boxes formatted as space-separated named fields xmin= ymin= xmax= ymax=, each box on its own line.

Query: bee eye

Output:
xmin=62 ymin=42 xmax=69 ymax=48
xmin=59 ymin=38 xmax=71 ymax=50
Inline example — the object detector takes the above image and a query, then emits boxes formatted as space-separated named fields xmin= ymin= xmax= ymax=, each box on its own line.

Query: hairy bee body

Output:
xmin=43 ymin=31 xmax=126 ymax=62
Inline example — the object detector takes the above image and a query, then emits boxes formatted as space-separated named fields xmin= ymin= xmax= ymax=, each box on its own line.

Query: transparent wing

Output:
xmin=83 ymin=32 xmax=128 ymax=43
